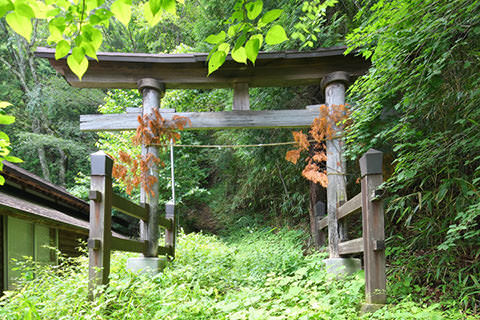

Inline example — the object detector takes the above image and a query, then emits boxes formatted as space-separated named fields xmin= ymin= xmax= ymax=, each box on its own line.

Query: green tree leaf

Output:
xmin=149 ymin=0 xmax=176 ymax=16
xmin=245 ymin=38 xmax=260 ymax=64
xmin=149 ymin=0 xmax=161 ymax=16
xmin=5 ymin=11 xmax=32 ymax=41
xmin=111 ymin=0 xmax=132 ymax=27
xmin=245 ymin=0 xmax=263 ymax=20
xmin=218 ymin=42 xmax=230 ymax=55
xmin=205 ymin=31 xmax=226 ymax=45
xmin=4 ymin=155 xmax=22 ymax=163
xmin=0 ymin=0 xmax=14 ymax=18
xmin=90 ymin=28 xmax=103 ymax=50
xmin=14 ymin=2 xmax=34 ymax=19
xmin=231 ymin=46 xmax=247 ymax=64
xmin=55 ymin=40 xmax=70 ymax=60
xmin=208 ymin=50 xmax=226 ymax=75
xmin=0 ymin=114 xmax=15 ymax=125
xmin=258 ymin=9 xmax=283 ymax=26
xmin=144 ymin=1 xmax=161 ymax=26
xmin=250 ymin=34 xmax=263 ymax=47
xmin=265 ymin=24 xmax=288 ymax=45
xmin=0 ymin=101 xmax=12 ymax=109
xmin=72 ymin=47 xmax=85 ymax=64
xmin=67 ymin=54 xmax=89 ymax=80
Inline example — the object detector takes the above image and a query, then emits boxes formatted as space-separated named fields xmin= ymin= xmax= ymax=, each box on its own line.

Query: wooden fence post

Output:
xmin=88 ymin=151 xmax=113 ymax=299
xmin=360 ymin=149 xmax=386 ymax=305
xmin=165 ymin=201 xmax=176 ymax=259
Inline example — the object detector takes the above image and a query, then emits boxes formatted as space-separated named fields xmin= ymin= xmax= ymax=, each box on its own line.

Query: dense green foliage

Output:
xmin=345 ymin=0 xmax=480 ymax=309
xmin=0 ymin=230 xmax=474 ymax=319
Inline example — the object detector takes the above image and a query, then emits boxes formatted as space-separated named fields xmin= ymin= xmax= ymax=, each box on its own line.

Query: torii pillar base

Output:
xmin=323 ymin=257 xmax=361 ymax=276
xmin=126 ymin=257 xmax=167 ymax=275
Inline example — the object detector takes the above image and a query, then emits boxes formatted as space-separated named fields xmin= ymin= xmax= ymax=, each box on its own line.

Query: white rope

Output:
xmin=151 ymin=140 xmax=317 ymax=149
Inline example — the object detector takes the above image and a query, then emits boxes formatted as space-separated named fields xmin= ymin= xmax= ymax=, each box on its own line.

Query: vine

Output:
xmin=111 ymin=108 xmax=190 ymax=196
xmin=285 ymin=104 xmax=349 ymax=187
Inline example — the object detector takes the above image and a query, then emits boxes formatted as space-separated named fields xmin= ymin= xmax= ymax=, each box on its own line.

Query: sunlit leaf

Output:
xmin=231 ymin=46 xmax=247 ymax=64
xmin=55 ymin=40 xmax=70 ymax=60
xmin=67 ymin=54 xmax=89 ymax=80
xmin=14 ymin=2 xmax=34 ymax=18
xmin=4 ymin=155 xmax=22 ymax=163
xmin=0 ymin=0 xmax=14 ymax=19
xmin=218 ymin=42 xmax=230 ymax=55
xmin=258 ymin=9 xmax=283 ymax=26
xmin=245 ymin=0 xmax=262 ymax=20
xmin=208 ymin=50 xmax=226 ymax=75
xmin=0 ymin=102 xmax=12 ymax=109
xmin=72 ymin=47 xmax=85 ymax=64
xmin=0 ymin=114 xmax=15 ymax=125
xmin=245 ymin=38 xmax=260 ymax=64
xmin=5 ymin=11 xmax=31 ymax=41
xmin=265 ymin=24 xmax=288 ymax=45
xmin=144 ymin=1 xmax=162 ymax=26
xmin=111 ymin=0 xmax=132 ymax=26
xmin=205 ymin=31 xmax=226 ymax=45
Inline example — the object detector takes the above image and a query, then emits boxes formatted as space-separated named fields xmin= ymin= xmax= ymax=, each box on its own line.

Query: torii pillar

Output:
xmin=126 ymin=78 xmax=166 ymax=273
xmin=322 ymin=72 xmax=360 ymax=274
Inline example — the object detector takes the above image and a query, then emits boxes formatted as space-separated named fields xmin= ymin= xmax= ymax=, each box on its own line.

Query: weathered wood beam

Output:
xmin=337 ymin=193 xmax=362 ymax=220
xmin=34 ymin=46 xmax=370 ymax=89
xmin=338 ymin=237 xmax=364 ymax=255
xmin=111 ymin=193 xmax=148 ymax=221
xmin=111 ymin=236 xmax=146 ymax=253
xmin=233 ymin=83 xmax=249 ymax=110
xmin=80 ymin=109 xmax=320 ymax=131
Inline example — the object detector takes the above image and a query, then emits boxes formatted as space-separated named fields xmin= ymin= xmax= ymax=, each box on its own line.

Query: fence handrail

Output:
xmin=338 ymin=237 xmax=364 ymax=255
xmin=337 ymin=193 xmax=362 ymax=220
xmin=317 ymin=192 xmax=362 ymax=231
xmin=111 ymin=193 xmax=149 ymax=221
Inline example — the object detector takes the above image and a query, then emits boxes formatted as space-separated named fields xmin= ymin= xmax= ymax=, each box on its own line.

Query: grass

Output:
xmin=0 ymin=228 xmax=476 ymax=319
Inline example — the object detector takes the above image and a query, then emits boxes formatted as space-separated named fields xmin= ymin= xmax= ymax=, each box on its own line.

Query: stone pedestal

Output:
xmin=323 ymin=258 xmax=361 ymax=275
xmin=360 ymin=303 xmax=384 ymax=314
xmin=126 ymin=257 xmax=166 ymax=274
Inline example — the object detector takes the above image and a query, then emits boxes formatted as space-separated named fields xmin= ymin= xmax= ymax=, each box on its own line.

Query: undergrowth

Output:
xmin=0 ymin=229 xmax=476 ymax=319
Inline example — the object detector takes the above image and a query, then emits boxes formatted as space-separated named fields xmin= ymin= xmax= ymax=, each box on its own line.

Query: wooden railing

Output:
xmin=318 ymin=149 xmax=386 ymax=305
xmin=87 ymin=151 xmax=176 ymax=297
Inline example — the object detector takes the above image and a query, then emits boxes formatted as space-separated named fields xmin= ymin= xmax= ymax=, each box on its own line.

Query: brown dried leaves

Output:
xmin=285 ymin=104 xmax=350 ymax=187
xmin=112 ymin=108 xmax=190 ymax=196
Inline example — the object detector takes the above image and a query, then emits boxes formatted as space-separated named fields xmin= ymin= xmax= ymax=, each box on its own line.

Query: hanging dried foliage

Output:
xmin=285 ymin=104 xmax=350 ymax=187
xmin=112 ymin=109 xmax=190 ymax=196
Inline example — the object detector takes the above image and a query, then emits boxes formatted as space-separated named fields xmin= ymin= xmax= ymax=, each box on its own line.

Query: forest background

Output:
xmin=0 ymin=0 xmax=479 ymax=312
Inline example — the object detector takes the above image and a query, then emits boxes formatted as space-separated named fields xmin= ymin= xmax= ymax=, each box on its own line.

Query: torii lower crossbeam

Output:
xmin=80 ymin=108 xmax=321 ymax=131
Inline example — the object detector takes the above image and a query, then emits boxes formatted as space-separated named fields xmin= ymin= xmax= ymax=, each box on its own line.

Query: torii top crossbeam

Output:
xmin=35 ymin=46 xmax=369 ymax=89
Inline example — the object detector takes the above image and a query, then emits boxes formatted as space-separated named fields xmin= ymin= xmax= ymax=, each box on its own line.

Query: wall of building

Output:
xmin=2 ymin=215 xmax=86 ymax=291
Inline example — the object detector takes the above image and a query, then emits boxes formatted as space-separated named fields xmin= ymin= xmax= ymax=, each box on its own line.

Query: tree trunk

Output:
xmin=58 ymin=148 xmax=67 ymax=187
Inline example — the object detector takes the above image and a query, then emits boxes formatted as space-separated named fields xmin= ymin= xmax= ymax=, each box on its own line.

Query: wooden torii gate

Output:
xmin=35 ymin=46 xmax=381 ymax=303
